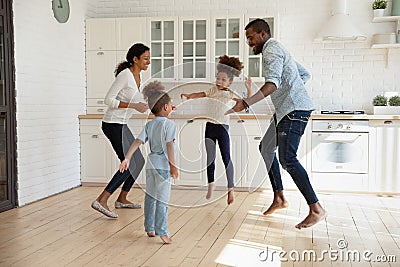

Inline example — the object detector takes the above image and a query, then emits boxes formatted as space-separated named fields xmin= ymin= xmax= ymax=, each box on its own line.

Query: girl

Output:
xmin=120 ymin=81 xmax=178 ymax=244
xmin=91 ymin=43 xmax=150 ymax=219
xmin=181 ymin=55 xmax=252 ymax=205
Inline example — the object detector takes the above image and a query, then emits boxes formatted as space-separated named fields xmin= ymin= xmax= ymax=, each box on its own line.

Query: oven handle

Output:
xmin=315 ymin=133 xmax=363 ymax=143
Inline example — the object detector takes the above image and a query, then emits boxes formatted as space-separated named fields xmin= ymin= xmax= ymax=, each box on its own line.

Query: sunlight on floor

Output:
xmin=215 ymin=239 xmax=282 ymax=267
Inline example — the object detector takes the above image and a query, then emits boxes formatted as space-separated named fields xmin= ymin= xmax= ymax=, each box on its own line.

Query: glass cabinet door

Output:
xmin=245 ymin=17 xmax=275 ymax=79
xmin=150 ymin=19 xmax=176 ymax=79
xmin=180 ymin=19 xmax=208 ymax=79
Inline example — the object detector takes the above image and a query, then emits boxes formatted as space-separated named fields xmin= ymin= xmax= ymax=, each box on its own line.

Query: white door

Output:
xmin=86 ymin=18 xmax=116 ymax=51
xmin=116 ymin=18 xmax=148 ymax=51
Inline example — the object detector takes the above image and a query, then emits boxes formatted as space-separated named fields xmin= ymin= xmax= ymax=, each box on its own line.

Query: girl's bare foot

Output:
xmin=227 ymin=188 xmax=234 ymax=205
xmin=206 ymin=182 xmax=215 ymax=199
xmin=263 ymin=190 xmax=288 ymax=215
xmin=147 ymin=231 xmax=155 ymax=237
xmin=160 ymin=235 xmax=172 ymax=244
xmin=295 ymin=202 xmax=327 ymax=229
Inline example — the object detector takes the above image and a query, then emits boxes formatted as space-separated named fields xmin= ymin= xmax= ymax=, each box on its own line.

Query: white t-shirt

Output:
xmin=204 ymin=85 xmax=238 ymax=125
xmin=102 ymin=68 xmax=145 ymax=124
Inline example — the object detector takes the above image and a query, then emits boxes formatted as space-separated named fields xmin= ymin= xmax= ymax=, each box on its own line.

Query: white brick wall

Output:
xmin=13 ymin=0 xmax=93 ymax=205
xmin=88 ymin=0 xmax=400 ymax=113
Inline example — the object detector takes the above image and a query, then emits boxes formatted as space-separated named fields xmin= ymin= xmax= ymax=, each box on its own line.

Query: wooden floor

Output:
xmin=0 ymin=187 xmax=399 ymax=267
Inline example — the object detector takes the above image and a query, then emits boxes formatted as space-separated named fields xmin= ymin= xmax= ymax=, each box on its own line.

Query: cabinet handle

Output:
xmin=97 ymin=109 xmax=104 ymax=112
xmin=254 ymin=136 xmax=262 ymax=140
xmin=91 ymin=135 xmax=99 ymax=138
xmin=97 ymin=51 xmax=104 ymax=55
xmin=237 ymin=119 xmax=245 ymax=123
xmin=97 ymin=100 xmax=104 ymax=104
xmin=384 ymin=120 xmax=393 ymax=125
xmin=187 ymin=119 xmax=194 ymax=123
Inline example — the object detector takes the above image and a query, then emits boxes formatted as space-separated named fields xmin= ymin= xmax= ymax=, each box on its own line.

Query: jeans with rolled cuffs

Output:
xmin=259 ymin=110 xmax=318 ymax=205
xmin=101 ymin=121 xmax=145 ymax=194
xmin=144 ymin=169 xmax=171 ymax=236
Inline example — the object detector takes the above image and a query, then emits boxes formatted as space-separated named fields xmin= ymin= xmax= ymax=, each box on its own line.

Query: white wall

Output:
xmin=13 ymin=0 xmax=95 ymax=205
xmin=88 ymin=0 xmax=400 ymax=113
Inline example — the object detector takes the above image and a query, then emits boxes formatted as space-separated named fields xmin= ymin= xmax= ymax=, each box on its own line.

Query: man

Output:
xmin=227 ymin=19 xmax=326 ymax=229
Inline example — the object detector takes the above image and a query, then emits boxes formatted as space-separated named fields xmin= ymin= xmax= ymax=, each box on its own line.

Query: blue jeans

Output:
xmin=102 ymin=121 xmax=145 ymax=194
xmin=144 ymin=169 xmax=171 ymax=236
xmin=259 ymin=111 xmax=318 ymax=205
xmin=205 ymin=122 xmax=234 ymax=189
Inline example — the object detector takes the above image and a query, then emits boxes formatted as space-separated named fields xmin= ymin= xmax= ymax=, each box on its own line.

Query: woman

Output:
xmin=91 ymin=43 xmax=150 ymax=218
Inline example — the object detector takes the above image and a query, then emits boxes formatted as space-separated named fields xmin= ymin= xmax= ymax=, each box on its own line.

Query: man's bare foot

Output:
xmin=206 ymin=182 xmax=215 ymax=200
xmin=160 ymin=235 xmax=172 ymax=244
xmin=295 ymin=202 xmax=327 ymax=229
xmin=227 ymin=189 xmax=234 ymax=205
xmin=263 ymin=191 xmax=288 ymax=215
xmin=147 ymin=231 xmax=155 ymax=237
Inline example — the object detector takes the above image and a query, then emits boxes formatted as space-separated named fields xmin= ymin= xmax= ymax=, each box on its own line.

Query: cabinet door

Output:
xmin=175 ymin=119 xmax=206 ymax=186
xmin=86 ymin=18 xmax=116 ymax=50
xmin=86 ymin=51 xmax=117 ymax=99
xmin=369 ymin=121 xmax=400 ymax=193
xmin=116 ymin=18 xmax=148 ymax=51
xmin=81 ymin=133 xmax=113 ymax=183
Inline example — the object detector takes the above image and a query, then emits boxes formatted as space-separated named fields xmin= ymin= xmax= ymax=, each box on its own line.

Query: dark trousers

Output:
xmin=205 ymin=122 xmax=234 ymax=189
xmin=101 ymin=121 xmax=145 ymax=194
xmin=259 ymin=111 xmax=318 ymax=205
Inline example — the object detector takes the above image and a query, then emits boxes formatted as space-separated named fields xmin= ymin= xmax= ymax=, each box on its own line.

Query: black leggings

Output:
xmin=205 ymin=122 xmax=234 ymax=188
xmin=101 ymin=121 xmax=145 ymax=193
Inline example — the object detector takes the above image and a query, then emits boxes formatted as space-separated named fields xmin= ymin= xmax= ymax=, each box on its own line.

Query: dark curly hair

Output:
xmin=142 ymin=81 xmax=171 ymax=115
xmin=216 ymin=55 xmax=244 ymax=80
xmin=115 ymin=43 xmax=150 ymax=77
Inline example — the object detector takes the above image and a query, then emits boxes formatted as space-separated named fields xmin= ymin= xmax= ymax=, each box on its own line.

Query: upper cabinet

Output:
xmin=86 ymin=18 xmax=117 ymax=50
xmin=116 ymin=18 xmax=148 ymax=51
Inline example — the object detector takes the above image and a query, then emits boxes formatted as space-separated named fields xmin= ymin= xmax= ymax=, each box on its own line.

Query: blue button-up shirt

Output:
xmin=262 ymin=38 xmax=314 ymax=123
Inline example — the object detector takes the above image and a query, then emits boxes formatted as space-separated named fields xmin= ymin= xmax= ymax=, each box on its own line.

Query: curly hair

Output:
xmin=142 ymin=81 xmax=171 ymax=115
xmin=216 ymin=55 xmax=244 ymax=80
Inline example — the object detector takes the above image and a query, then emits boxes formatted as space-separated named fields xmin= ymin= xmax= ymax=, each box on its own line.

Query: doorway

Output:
xmin=0 ymin=0 xmax=16 ymax=212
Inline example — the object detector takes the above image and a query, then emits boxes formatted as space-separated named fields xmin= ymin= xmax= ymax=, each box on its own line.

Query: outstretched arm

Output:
xmin=181 ymin=92 xmax=206 ymax=99
xmin=119 ymin=139 xmax=143 ymax=172
xmin=166 ymin=141 xmax=178 ymax=179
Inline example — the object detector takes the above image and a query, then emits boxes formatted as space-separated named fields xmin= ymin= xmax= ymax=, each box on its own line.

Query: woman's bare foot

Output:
xmin=227 ymin=188 xmax=234 ymax=205
xmin=263 ymin=191 xmax=288 ymax=215
xmin=147 ymin=231 xmax=155 ymax=237
xmin=206 ymin=182 xmax=215 ymax=199
xmin=160 ymin=235 xmax=172 ymax=244
xmin=295 ymin=202 xmax=327 ymax=229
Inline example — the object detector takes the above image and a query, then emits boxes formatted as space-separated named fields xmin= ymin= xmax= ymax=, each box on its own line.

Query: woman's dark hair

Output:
xmin=217 ymin=55 xmax=243 ymax=80
xmin=115 ymin=43 xmax=150 ymax=77
xmin=245 ymin=18 xmax=271 ymax=36
xmin=142 ymin=81 xmax=171 ymax=115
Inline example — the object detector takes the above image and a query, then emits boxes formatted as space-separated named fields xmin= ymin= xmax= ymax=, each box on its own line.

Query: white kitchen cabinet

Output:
xmin=116 ymin=17 xmax=148 ymax=51
xmin=86 ymin=18 xmax=116 ymax=51
xmin=369 ymin=120 xmax=400 ymax=193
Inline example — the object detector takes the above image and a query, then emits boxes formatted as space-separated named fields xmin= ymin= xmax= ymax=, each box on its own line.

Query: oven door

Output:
xmin=311 ymin=132 xmax=368 ymax=173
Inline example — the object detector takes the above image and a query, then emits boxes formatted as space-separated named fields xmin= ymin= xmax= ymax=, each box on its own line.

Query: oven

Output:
xmin=311 ymin=119 xmax=369 ymax=191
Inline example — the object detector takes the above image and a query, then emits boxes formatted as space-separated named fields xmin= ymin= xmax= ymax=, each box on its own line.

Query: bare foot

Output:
xmin=227 ymin=189 xmax=234 ymax=205
xmin=160 ymin=235 xmax=172 ymax=244
xmin=295 ymin=202 xmax=327 ymax=229
xmin=263 ymin=200 xmax=288 ymax=215
xmin=147 ymin=231 xmax=155 ymax=237
xmin=206 ymin=182 xmax=215 ymax=200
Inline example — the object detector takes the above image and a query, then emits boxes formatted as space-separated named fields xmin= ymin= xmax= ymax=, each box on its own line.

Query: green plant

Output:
xmin=373 ymin=95 xmax=388 ymax=106
xmin=372 ymin=0 xmax=387 ymax=9
xmin=388 ymin=95 xmax=400 ymax=106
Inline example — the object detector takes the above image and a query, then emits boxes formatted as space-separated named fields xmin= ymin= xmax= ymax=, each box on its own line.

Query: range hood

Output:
xmin=315 ymin=0 xmax=367 ymax=41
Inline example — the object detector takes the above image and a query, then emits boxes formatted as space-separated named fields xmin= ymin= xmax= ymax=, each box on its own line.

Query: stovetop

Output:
xmin=320 ymin=110 xmax=365 ymax=115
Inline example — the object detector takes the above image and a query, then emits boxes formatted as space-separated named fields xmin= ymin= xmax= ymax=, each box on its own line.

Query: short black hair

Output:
xmin=245 ymin=19 xmax=271 ymax=36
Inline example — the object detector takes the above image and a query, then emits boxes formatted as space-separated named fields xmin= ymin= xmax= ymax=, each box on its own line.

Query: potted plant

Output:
xmin=373 ymin=95 xmax=388 ymax=114
xmin=373 ymin=0 xmax=388 ymax=17
xmin=387 ymin=95 xmax=400 ymax=114
xmin=373 ymin=94 xmax=400 ymax=114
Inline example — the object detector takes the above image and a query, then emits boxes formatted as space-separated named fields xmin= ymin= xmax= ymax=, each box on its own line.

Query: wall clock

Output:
xmin=52 ymin=0 xmax=70 ymax=23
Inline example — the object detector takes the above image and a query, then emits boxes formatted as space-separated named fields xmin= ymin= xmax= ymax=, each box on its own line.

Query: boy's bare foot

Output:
xmin=147 ymin=231 xmax=155 ymax=237
xmin=263 ymin=191 xmax=288 ymax=215
xmin=206 ymin=182 xmax=215 ymax=199
xmin=295 ymin=202 xmax=327 ymax=229
xmin=160 ymin=235 xmax=172 ymax=244
xmin=227 ymin=188 xmax=234 ymax=205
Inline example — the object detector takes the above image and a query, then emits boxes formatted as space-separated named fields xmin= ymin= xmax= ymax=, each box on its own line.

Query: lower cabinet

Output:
xmin=369 ymin=120 xmax=400 ymax=194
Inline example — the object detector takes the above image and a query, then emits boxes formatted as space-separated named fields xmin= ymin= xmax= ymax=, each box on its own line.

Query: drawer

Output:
xmin=87 ymin=98 xmax=107 ymax=106
xmin=369 ymin=119 xmax=400 ymax=127
xmin=87 ymin=106 xmax=107 ymax=114
xmin=230 ymin=119 xmax=269 ymax=136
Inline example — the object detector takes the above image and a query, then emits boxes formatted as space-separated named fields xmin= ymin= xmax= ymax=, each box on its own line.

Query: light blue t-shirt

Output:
xmin=262 ymin=38 xmax=314 ymax=123
xmin=137 ymin=116 xmax=177 ymax=170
